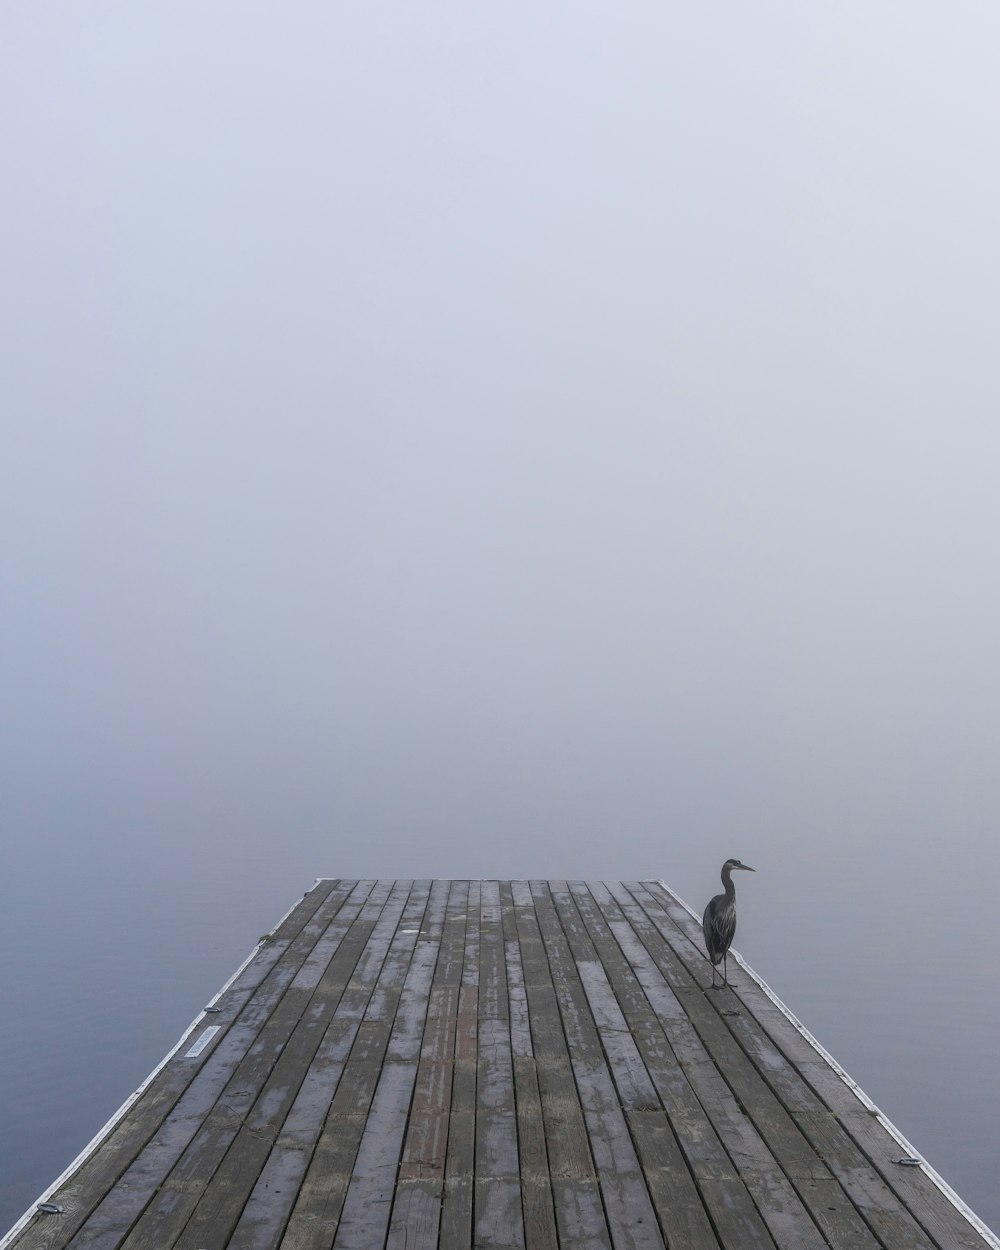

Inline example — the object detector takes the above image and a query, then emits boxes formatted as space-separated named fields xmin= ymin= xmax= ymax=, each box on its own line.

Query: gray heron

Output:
xmin=702 ymin=858 xmax=755 ymax=989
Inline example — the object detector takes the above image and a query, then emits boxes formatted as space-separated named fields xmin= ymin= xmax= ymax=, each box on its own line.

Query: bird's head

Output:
xmin=724 ymin=858 xmax=755 ymax=873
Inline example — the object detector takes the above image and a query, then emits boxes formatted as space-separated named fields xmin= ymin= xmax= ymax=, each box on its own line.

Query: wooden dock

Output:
xmin=4 ymin=878 xmax=997 ymax=1250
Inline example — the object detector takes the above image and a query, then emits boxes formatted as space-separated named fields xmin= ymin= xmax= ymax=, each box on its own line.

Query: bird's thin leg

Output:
xmin=723 ymin=953 xmax=728 ymax=986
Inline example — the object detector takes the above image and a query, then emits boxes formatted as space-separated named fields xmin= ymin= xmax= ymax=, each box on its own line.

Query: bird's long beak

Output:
xmin=738 ymin=864 xmax=756 ymax=872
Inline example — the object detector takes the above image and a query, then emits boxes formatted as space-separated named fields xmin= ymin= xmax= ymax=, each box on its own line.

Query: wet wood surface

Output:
xmin=4 ymin=879 xmax=996 ymax=1250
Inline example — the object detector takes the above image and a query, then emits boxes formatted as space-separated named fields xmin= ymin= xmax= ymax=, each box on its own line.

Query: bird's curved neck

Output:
xmin=721 ymin=865 xmax=737 ymax=899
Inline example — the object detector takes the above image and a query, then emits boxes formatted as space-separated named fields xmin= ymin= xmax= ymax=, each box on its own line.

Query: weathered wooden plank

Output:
xmin=386 ymin=1181 xmax=443 ymax=1248
xmin=531 ymin=880 xmax=663 ymax=1250
xmin=556 ymin=880 xmax=753 ymax=1250
xmin=559 ymin=882 xmax=738 ymax=1250
xmin=333 ymin=881 xmax=449 ymax=1249
xmin=192 ymin=881 xmax=429 ymax=1250
xmin=332 ymin=1062 xmax=421 ymax=1248
xmin=395 ymin=888 xmax=468 ymax=1182
xmin=438 ymin=880 xmax=480 ymax=1250
xmin=394 ymin=986 xmax=458 ymax=1182
xmin=278 ymin=881 xmax=444 ymax=1250
xmin=385 ymin=881 xmax=469 ymax=1250
xmin=509 ymin=882 xmax=612 ymax=1250
xmin=225 ymin=885 xmax=425 ymax=1245
xmin=501 ymin=881 xmax=558 ymax=1250
xmin=511 ymin=884 xmax=601 ymax=1184
xmin=474 ymin=880 xmax=525 ymax=1250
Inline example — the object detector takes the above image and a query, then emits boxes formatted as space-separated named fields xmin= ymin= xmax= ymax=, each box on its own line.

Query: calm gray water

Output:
xmin=3 ymin=804 xmax=999 ymax=1239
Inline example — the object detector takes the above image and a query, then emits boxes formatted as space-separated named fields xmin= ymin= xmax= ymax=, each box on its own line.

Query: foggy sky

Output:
xmin=4 ymin=3 xmax=1000 ymax=901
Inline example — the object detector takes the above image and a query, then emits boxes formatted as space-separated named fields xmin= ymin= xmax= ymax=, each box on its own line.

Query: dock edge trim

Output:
xmin=658 ymin=879 xmax=1000 ymax=1250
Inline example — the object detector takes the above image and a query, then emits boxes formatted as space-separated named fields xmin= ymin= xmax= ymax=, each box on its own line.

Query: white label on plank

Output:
xmin=183 ymin=1026 xmax=221 ymax=1058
